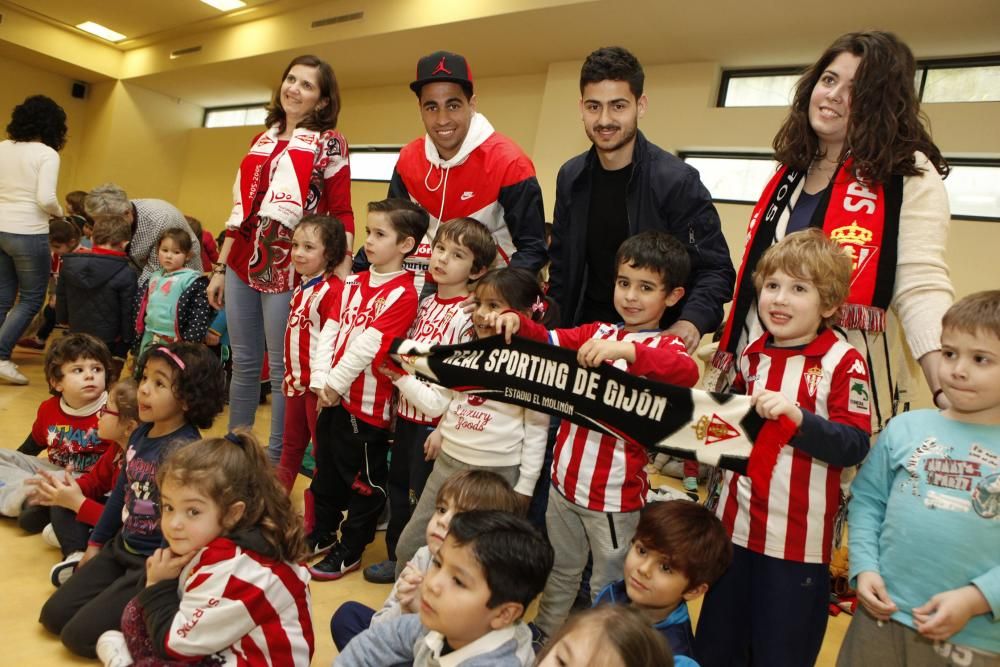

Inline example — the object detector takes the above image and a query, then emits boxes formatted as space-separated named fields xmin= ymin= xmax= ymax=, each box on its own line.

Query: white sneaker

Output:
xmin=50 ymin=551 xmax=84 ymax=587
xmin=96 ymin=630 xmax=134 ymax=667
xmin=42 ymin=523 xmax=61 ymax=548
xmin=0 ymin=359 xmax=28 ymax=385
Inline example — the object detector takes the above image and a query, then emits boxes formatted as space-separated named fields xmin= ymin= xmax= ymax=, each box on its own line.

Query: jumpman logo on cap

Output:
xmin=432 ymin=56 xmax=451 ymax=76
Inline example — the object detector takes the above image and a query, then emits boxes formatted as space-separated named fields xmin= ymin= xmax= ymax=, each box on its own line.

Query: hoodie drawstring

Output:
xmin=424 ymin=162 xmax=451 ymax=224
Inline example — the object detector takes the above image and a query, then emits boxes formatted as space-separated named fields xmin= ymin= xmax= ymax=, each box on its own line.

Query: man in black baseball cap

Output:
xmin=409 ymin=50 xmax=474 ymax=98
xmin=358 ymin=49 xmax=548 ymax=585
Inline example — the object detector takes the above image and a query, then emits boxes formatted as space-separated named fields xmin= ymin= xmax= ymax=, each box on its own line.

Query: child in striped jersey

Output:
xmin=387 ymin=267 xmax=554 ymax=579
xmin=95 ymin=431 xmax=314 ymax=667
xmin=274 ymin=215 xmax=347 ymax=491
xmin=489 ymin=231 xmax=700 ymax=640
xmin=364 ymin=217 xmax=498 ymax=583
xmin=695 ymin=229 xmax=872 ymax=667
xmin=307 ymin=199 xmax=428 ymax=581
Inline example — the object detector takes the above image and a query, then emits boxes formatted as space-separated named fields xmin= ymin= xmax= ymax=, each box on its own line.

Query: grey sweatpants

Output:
xmin=393 ymin=450 xmax=520 ymax=579
xmin=0 ymin=449 xmax=61 ymax=516
xmin=533 ymin=487 xmax=640 ymax=636
xmin=837 ymin=606 xmax=999 ymax=667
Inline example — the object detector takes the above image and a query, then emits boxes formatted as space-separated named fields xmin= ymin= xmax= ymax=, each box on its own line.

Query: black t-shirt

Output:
xmin=580 ymin=162 xmax=632 ymax=323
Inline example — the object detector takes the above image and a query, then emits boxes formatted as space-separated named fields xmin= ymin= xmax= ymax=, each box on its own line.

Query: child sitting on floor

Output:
xmin=330 ymin=470 xmax=523 ymax=651
xmin=336 ymin=510 xmax=553 ymax=666
xmin=595 ymin=500 xmax=731 ymax=665
xmin=1 ymin=334 xmax=113 ymax=522
xmin=27 ymin=378 xmax=139 ymax=586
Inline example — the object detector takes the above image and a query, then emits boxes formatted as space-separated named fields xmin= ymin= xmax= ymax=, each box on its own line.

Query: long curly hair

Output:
xmin=264 ymin=54 xmax=340 ymax=133
xmin=6 ymin=95 xmax=68 ymax=151
xmin=158 ymin=430 xmax=308 ymax=562
xmin=772 ymin=31 xmax=948 ymax=184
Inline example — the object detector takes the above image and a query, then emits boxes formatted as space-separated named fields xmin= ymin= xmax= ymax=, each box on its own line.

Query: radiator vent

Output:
xmin=170 ymin=45 xmax=203 ymax=59
xmin=311 ymin=11 xmax=363 ymax=29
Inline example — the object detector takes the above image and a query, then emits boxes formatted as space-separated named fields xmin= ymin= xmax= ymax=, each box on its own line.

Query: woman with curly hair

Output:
xmin=710 ymin=30 xmax=952 ymax=425
xmin=697 ymin=31 xmax=953 ymax=666
xmin=207 ymin=54 xmax=354 ymax=462
xmin=0 ymin=95 xmax=68 ymax=384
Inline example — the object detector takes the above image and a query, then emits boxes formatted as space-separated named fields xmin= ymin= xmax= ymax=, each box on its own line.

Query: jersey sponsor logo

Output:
xmin=460 ymin=191 xmax=475 ymax=201
xmin=848 ymin=379 xmax=870 ymax=414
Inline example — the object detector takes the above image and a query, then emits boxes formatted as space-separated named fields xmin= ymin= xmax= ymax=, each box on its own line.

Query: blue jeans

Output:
xmin=224 ymin=270 xmax=292 ymax=461
xmin=0 ymin=232 xmax=50 ymax=360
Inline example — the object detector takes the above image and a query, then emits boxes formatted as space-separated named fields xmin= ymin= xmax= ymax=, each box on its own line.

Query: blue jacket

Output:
xmin=596 ymin=580 xmax=700 ymax=666
xmin=548 ymin=131 xmax=735 ymax=332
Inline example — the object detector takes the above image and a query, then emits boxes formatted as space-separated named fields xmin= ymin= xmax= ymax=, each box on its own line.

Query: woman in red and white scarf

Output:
xmin=208 ymin=55 xmax=354 ymax=462
xmin=707 ymin=31 xmax=953 ymax=433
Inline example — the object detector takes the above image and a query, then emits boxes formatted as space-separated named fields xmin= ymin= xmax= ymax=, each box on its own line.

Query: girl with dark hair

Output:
xmin=0 ymin=95 xmax=68 ymax=384
xmin=699 ymin=31 xmax=954 ymax=667
xmin=39 ymin=342 xmax=225 ymax=659
xmin=208 ymin=54 xmax=355 ymax=463
xmin=710 ymin=31 xmax=952 ymax=427
xmin=95 ymin=430 xmax=313 ymax=665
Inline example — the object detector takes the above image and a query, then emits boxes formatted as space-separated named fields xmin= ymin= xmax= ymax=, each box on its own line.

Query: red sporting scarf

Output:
xmin=237 ymin=128 xmax=324 ymax=292
xmin=714 ymin=157 xmax=901 ymax=372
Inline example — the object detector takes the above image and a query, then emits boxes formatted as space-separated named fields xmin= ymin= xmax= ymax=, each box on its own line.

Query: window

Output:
xmin=680 ymin=152 xmax=777 ymax=204
xmin=919 ymin=59 xmax=1000 ymax=103
xmin=350 ymin=146 xmax=401 ymax=182
xmin=717 ymin=69 xmax=801 ymax=107
xmin=203 ymin=104 xmax=268 ymax=128
xmin=942 ymin=159 xmax=1000 ymax=220
xmin=719 ymin=57 xmax=1000 ymax=107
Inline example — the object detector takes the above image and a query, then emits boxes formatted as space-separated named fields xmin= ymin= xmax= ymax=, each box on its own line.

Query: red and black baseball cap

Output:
xmin=409 ymin=51 xmax=474 ymax=95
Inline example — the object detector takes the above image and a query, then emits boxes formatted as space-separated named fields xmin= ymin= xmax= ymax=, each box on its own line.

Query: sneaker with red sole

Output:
xmin=309 ymin=543 xmax=361 ymax=581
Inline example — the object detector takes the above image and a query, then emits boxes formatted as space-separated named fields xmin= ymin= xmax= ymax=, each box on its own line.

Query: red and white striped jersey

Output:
xmin=160 ymin=536 xmax=313 ymax=665
xmin=520 ymin=318 xmax=700 ymax=513
xmin=315 ymin=270 xmax=418 ymax=429
xmin=282 ymin=274 xmax=343 ymax=397
xmin=717 ymin=329 xmax=872 ymax=563
xmin=396 ymin=293 xmax=475 ymax=424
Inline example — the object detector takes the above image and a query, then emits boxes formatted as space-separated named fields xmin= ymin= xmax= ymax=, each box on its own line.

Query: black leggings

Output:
xmin=39 ymin=534 xmax=147 ymax=658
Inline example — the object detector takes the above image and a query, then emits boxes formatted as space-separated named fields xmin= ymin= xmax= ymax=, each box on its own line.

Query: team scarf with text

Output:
xmin=713 ymin=156 xmax=902 ymax=374
xmin=391 ymin=335 xmax=797 ymax=495
xmin=236 ymin=127 xmax=325 ymax=292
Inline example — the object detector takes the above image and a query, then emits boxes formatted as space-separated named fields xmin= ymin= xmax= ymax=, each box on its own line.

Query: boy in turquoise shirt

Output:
xmin=841 ymin=290 xmax=1000 ymax=665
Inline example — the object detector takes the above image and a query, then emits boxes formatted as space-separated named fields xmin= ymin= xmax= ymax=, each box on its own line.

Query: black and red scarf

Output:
xmin=713 ymin=156 xmax=902 ymax=372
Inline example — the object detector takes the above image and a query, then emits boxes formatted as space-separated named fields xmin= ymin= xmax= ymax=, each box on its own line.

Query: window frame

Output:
xmin=941 ymin=156 xmax=1000 ymax=222
xmin=349 ymin=145 xmax=403 ymax=183
xmin=718 ymin=55 xmax=1000 ymax=108
xmin=201 ymin=103 xmax=269 ymax=128
xmin=716 ymin=67 xmax=804 ymax=107
xmin=678 ymin=150 xmax=777 ymax=205
xmin=681 ymin=151 xmax=1000 ymax=222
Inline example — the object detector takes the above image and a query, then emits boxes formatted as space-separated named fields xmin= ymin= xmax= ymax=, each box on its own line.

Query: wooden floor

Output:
xmin=0 ymin=339 xmax=849 ymax=665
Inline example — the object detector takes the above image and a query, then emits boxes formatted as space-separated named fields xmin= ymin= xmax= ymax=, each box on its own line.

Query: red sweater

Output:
xmin=74 ymin=444 xmax=124 ymax=526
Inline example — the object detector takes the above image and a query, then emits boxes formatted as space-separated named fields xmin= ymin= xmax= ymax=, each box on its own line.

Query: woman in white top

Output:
xmin=0 ymin=95 xmax=67 ymax=385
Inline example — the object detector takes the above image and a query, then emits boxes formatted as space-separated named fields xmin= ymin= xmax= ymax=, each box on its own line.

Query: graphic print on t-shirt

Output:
xmin=905 ymin=437 xmax=1000 ymax=519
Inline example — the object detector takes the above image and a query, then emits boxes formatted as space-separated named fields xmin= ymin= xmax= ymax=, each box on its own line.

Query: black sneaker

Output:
xmin=309 ymin=543 xmax=361 ymax=581
xmin=306 ymin=531 xmax=337 ymax=557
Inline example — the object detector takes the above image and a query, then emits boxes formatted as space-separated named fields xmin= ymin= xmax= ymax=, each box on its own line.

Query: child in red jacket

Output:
xmin=28 ymin=378 xmax=139 ymax=586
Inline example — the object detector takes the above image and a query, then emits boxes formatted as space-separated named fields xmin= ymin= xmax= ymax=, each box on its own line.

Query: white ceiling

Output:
xmin=5 ymin=0 xmax=1000 ymax=108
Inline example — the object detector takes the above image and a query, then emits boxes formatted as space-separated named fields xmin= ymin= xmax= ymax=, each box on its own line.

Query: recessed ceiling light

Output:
xmin=201 ymin=0 xmax=247 ymax=10
xmin=76 ymin=21 xmax=126 ymax=42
